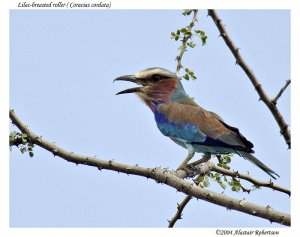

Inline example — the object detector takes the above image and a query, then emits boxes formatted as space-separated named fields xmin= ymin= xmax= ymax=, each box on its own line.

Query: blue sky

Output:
xmin=9 ymin=10 xmax=290 ymax=228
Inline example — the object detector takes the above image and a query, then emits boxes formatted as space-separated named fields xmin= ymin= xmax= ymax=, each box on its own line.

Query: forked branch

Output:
xmin=9 ymin=109 xmax=290 ymax=226
xmin=208 ymin=9 xmax=291 ymax=149
xmin=272 ymin=80 xmax=291 ymax=105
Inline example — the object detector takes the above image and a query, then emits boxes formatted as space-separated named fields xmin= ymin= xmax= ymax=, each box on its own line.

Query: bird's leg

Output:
xmin=189 ymin=153 xmax=212 ymax=167
xmin=177 ymin=144 xmax=195 ymax=171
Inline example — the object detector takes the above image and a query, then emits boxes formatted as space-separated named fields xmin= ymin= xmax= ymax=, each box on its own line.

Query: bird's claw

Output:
xmin=177 ymin=163 xmax=198 ymax=176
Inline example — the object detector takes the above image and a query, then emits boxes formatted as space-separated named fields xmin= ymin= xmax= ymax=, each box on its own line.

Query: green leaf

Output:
xmin=201 ymin=36 xmax=207 ymax=46
xmin=182 ymin=10 xmax=193 ymax=16
xmin=203 ymin=180 xmax=210 ymax=187
xmin=20 ymin=147 xmax=26 ymax=153
xmin=187 ymin=41 xmax=196 ymax=48
xmin=185 ymin=31 xmax=192 ymax=37
xmin=182 ymin=74 xmax=190 ymax=80
xmin=180 ymin=28 xmax=187 ymax=33
xmin=219 ymin=182 xmax=226 ymax=190
xmin=194 ymin=29 xmax=207 ymax=46
xmin=21 ymin=133 xmax=27 ymax=138
xmin=29 ymin=152 xmax=34 ymax=157
xmin=10 ymin=131 xmax=18 ymax=138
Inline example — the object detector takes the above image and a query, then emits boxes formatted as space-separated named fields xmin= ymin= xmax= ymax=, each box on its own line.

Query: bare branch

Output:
xmin=168 ymin=195 xmax=193 ymax=227
xmin=9 ymin=109 xmax=291 ymax=226
xmin=272 ymin=79 xmax=291 ymax=105
xmin=208 ymin=9 xmax=291 ymax=149
xmin=176 ymin=10 xmax=198 ymax=76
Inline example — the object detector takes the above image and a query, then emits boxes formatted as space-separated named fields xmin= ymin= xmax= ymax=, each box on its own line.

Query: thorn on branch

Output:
xmin=239 ymin=199 xmax=246 ymax=207
xmin=84 ymin=157 xmax=89 ymax=165
xmin=53 ymin=149 xmax=58 ymax=156
xmin=208 ymin=9 xmax=290 ymax=149
xmin=254 ymin=83 xmax=262 ymax=90
xmin=108 ymin=159 xmax=114 ymax=166
xmin=9 ymin=108 xmax=291 ymax=226
xmin=164 ymin=176 xmax=169 ymax=184
xmin=251 ymin=209 xmax=257 ymax=215
xmin=206 ymin=193 xmax=213 ymax=199
xmin=269 ymin=179 xmax=274 ymax=186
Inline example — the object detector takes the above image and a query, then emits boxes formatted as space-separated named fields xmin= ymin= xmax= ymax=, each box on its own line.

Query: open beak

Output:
xmin=114 ymin=75 xmax=143 ymax=95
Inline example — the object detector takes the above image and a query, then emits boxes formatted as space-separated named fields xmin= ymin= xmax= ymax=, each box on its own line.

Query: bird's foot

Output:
xmin=177 ymin=163 xmax=198 ymax=176
xmin=190 ymin=153 xmax=212 ymax=167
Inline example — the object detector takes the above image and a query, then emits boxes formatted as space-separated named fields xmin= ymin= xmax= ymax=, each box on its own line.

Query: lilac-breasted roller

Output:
xmin=114 ymin=67 xmax=279 ymax=179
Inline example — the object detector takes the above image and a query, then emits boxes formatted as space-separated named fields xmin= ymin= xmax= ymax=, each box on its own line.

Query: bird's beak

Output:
xmin=114 ymin=75 xmax=143 ymax=95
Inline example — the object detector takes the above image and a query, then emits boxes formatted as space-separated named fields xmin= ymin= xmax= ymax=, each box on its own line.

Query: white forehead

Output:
xmin=135 ymin=67 xmax=176 ymax=78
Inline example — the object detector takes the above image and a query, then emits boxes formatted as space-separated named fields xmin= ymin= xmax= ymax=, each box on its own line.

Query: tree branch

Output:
xmin=271 ymin=79 xmax=291 ymax=105
xmin=176 ymin=10 xmax=198 ymax=76
xmin=9 ymin=109 xmax=290 ymax=226
xmin=168 ymin=195 xmax=193 ymax=227
xmin=208 ymin=9 xmax=291 ymax=149
xmin=209 ymin=163 xmax=291 ymax=196
xmin=187 ymin=159 xmax=290 ymax=196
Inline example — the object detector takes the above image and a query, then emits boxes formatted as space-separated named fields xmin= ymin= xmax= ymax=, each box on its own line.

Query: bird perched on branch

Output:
xmin=114 ymin=67 xmax=279 ymax=179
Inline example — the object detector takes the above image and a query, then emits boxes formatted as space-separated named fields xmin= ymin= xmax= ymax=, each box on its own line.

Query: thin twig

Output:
xmin=208 ymin=9 xmax=291 ymax=149
xmin=176 ymin=10 xmax=198 ymax=76
xmin=188 ymin=160 xmax=290 ymax=195
xmin=168 ymin=171 xmax=206 ymax=228
xmin=168 ymin=195 xmax=193 ymax=227
xmin=235 ymin=178 xmax=252 ymax=193
xmin=9 ymin=109 xmax=291 ymax=226
xmin=210 ymin=163 xmax=290 ymax=196
xmin=272 ymin=79 xmax=291 ymax=105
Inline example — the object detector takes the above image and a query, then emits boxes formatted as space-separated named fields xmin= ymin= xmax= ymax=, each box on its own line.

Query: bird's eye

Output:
xmin=151 ymin=74 xmax=162 ymax=82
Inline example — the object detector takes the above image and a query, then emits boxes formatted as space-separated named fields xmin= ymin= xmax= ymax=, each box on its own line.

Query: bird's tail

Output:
xmin=237 ymin=151 xmax=280 ymax=179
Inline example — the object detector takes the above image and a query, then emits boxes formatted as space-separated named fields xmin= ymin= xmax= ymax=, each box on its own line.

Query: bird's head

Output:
xmin=114 ymin=67 xmax=188 ymax=111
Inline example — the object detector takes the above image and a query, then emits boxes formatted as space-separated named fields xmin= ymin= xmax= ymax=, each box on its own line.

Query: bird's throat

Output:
xmin=137 ymin=79 xmax=178 ymax=111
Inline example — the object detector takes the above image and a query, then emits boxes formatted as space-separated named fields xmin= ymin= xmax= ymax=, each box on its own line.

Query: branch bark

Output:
xmin=168 ymin=195 xmax=193 ymax=227
xmin=272 ymin=80 xmax=291 ymax=105
xmin=208 ymin=9 xmax=291 ymax=149
xmin=9 ymin=109 xmax=290 ymax=226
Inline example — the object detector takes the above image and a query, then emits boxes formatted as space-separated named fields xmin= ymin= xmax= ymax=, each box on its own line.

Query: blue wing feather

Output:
xmin=154 ymin=108 xmax=206 ymax=143
xmin=154 ymin=105 xmax=250 ymax=152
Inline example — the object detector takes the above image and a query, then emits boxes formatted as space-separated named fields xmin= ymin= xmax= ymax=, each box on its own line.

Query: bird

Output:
xmin=114 ymin=67 xmax=279 ymax=179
